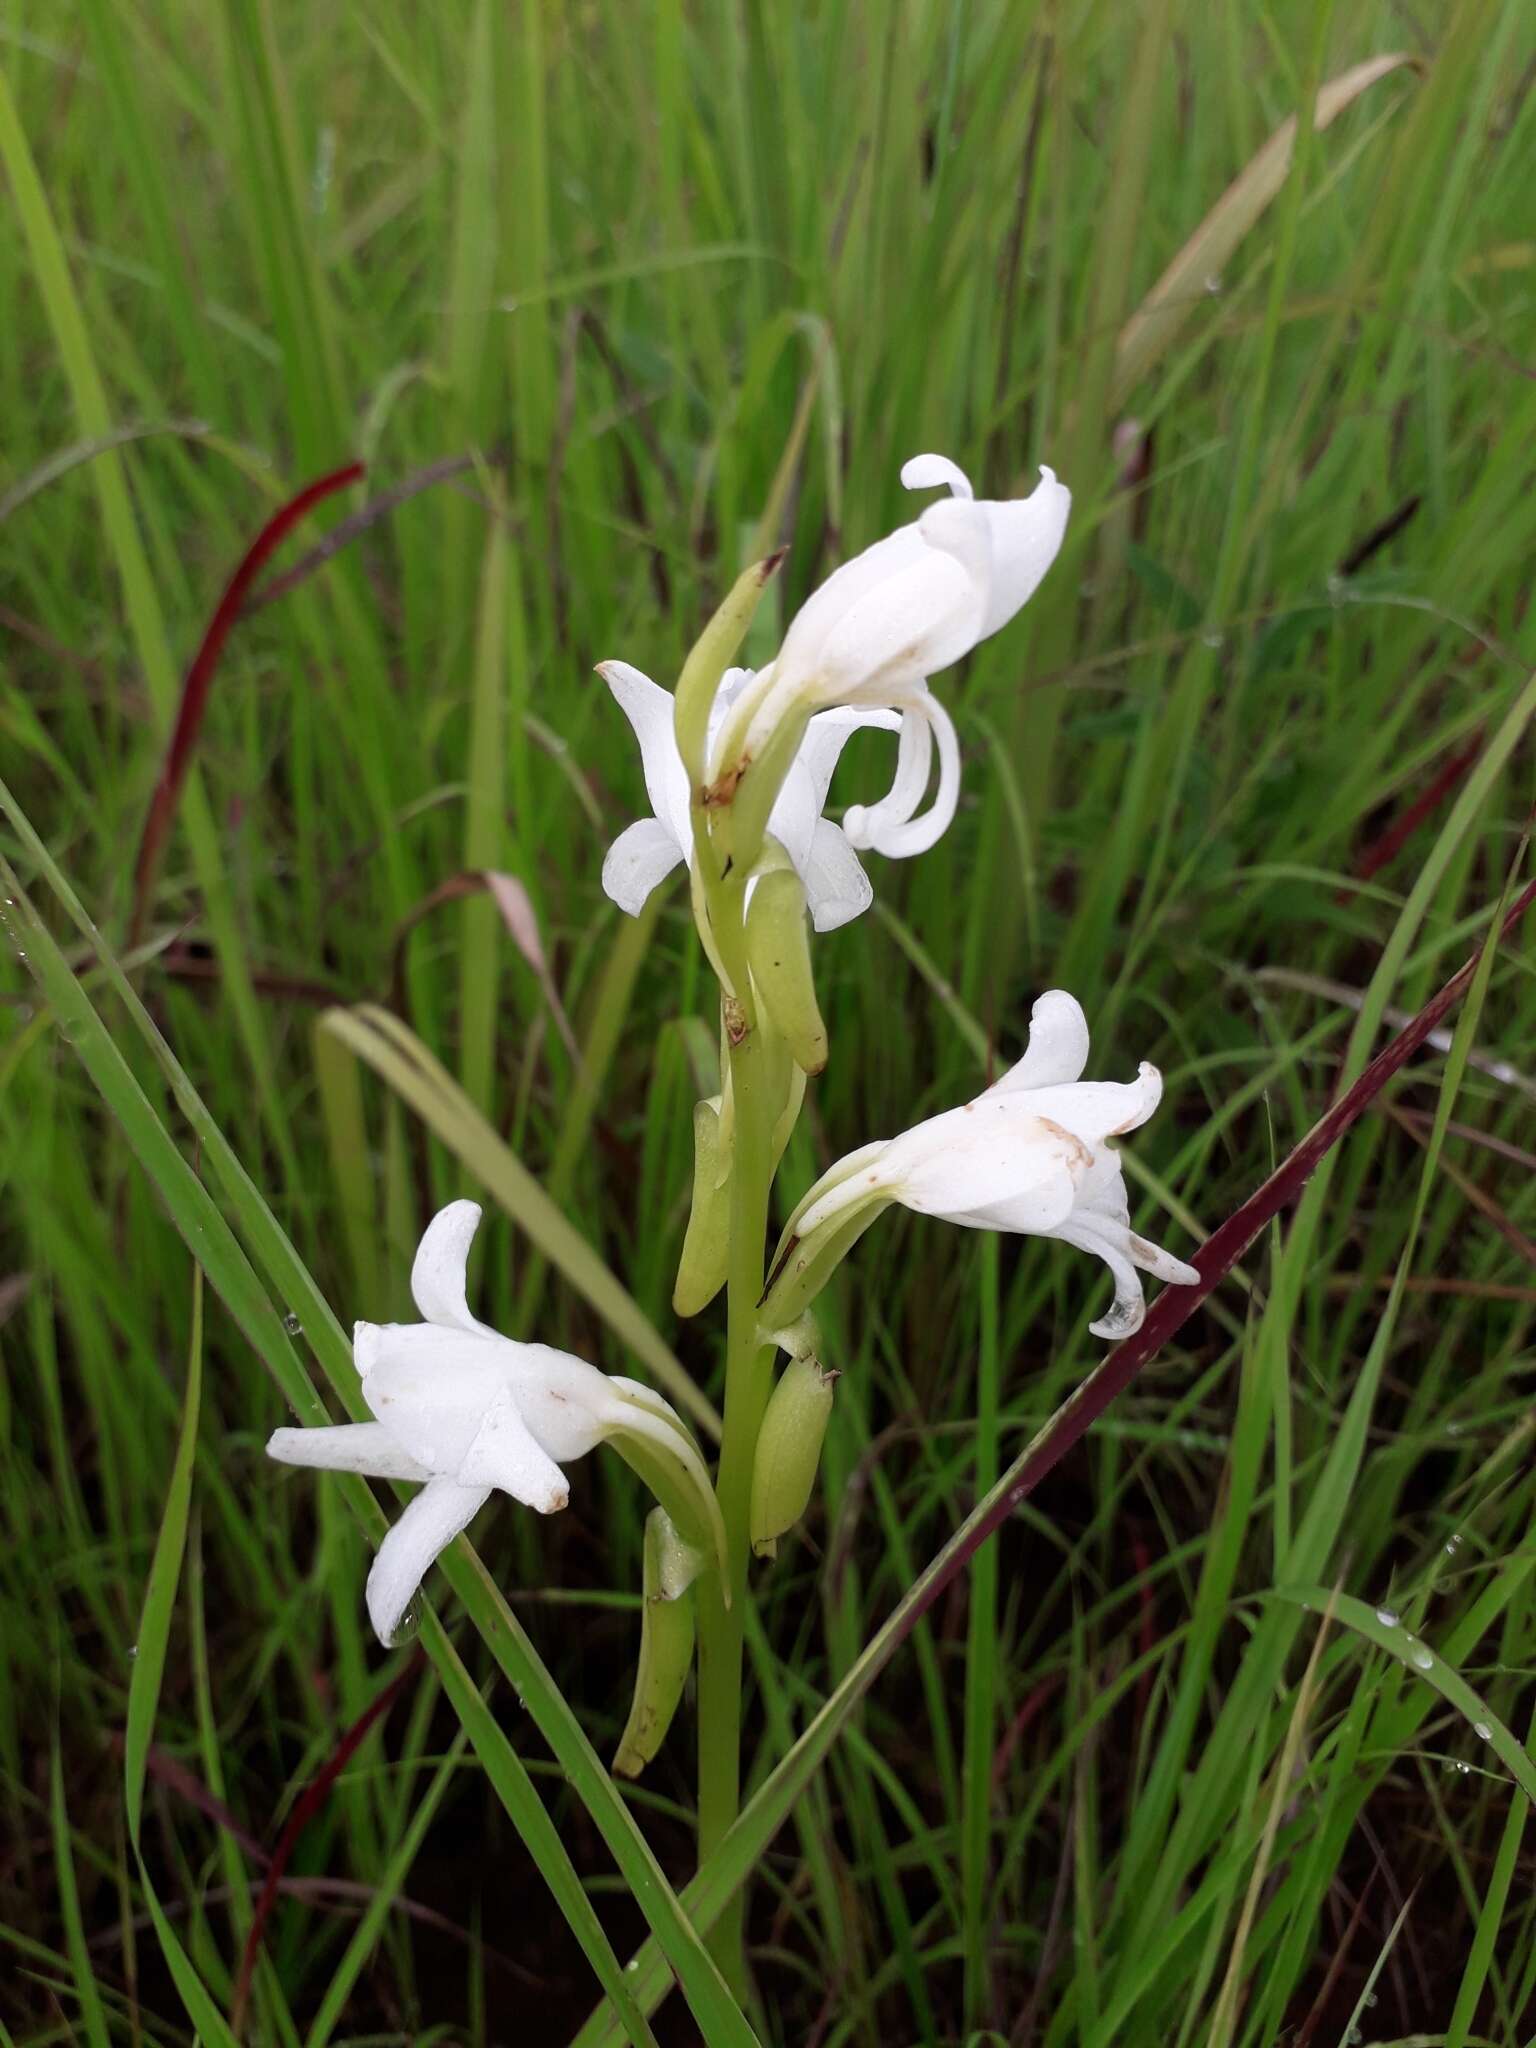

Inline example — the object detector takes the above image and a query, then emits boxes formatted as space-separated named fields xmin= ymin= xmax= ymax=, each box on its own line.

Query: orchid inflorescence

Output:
xmin=268 ymin=449 xmax=1200 ymax=1808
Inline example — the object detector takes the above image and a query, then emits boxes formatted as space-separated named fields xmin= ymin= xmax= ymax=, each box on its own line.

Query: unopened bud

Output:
xmin=745 ymin=866 xmax=827 ymax=1075
xmin=613 ymin=1510 xmax=699 ymax=1778
xmin=674 ymin=554 xmax=785 ymax=784
xmin=673 ymin=1099 xmax=730 ymax=1317
xmin=750 ymin=1355 xmax=836 ymax=1558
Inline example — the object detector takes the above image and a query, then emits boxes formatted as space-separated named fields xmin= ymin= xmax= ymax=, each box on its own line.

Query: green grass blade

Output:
xmin=320 ymin=1003 xmax=717 ymax=1436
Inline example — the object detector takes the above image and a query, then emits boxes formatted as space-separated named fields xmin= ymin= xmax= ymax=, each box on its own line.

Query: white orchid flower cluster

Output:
xmin=267 ymin=446 xmax=1203 ymax=1792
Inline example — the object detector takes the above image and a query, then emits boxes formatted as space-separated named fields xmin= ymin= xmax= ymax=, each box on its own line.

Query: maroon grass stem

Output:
xmin=231 ymin=1649 xmax=422 ymax=2034
xmin=1342 ymin=731 xmax=1484 ymax=897
xmin=128 ymin=460 xmax=365 ymax=945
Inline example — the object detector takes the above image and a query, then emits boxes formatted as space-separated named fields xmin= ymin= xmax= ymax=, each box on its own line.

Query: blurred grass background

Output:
xmin=3 ymin=0 xmax=1535 ymax=2040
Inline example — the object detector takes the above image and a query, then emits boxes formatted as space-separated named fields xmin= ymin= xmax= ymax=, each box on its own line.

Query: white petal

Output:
xmin=602 ymin=817 xmax=686 ymax=916
xmin=266 ymin=1422 xmax=432 ymax=1482
xmin=361 ymin=1323 xmax=511 ymax=1474
xmin=810 ymin=543 xmax=982 ymax=708
xmin=876 ymin=1098 xmax=1087 ymax=1228
xmin=774 ymin=526 xmax=931 ymax=683
xmin=506 ymin=1342 xmax=619 ymax=1463
xmin=763 ymin=758 xmax=821 ymax=873
xmin=842 ymin=688 xmax=960 ymax=859
xmin=1128 ymin=1234 xmax=1201 ymax=1288
xmin=411 ymin=1199 xmax=490 ymax=1333
xmin=984 ymin=991 xmax=1091 ymax=1095
xmin=1048 ymin=1213 xmax=1148 ymax=1341
xmin=841 ymin=705 xmax=930 ymax=850
xmin=794 ymin=704 xmax=901 ymax=813
xmin=901 ymin=451 xmax=975 ymax=499
xmin=598 ymin=660 xmax=692 ymax=845
xmin=798 ymin=817 xmax=873 ymax=932
xmin=455 ymin=1384 xmax=571 ymax=1510
xmin=1013 ymin=1064 xmax=1164 ymax=1147
xmin=366 ymin=1477 xmax=490 ymax=1646
xmin=978 ymin=467 xmax=1071 ymax=638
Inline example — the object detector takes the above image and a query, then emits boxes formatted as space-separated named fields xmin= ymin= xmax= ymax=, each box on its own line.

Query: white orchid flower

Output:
xmin=717 ymin=453 xmax=1071 ymax=857
xmin=599 ymin=659 xmax=898 ymax=931
xmin=267 ymin=1200 xmax=724 ymax=1645
xmin=785 ymin=991 xmax=1199 ymax=1340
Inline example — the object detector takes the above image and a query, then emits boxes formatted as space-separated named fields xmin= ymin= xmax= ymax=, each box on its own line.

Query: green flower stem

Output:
xmin=694 ymin=871 xmax=779 ymax=1999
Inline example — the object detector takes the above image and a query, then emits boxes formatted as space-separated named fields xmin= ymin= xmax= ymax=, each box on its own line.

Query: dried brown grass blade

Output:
xmin=1113 ymin=53 xmax=1419 ymax=405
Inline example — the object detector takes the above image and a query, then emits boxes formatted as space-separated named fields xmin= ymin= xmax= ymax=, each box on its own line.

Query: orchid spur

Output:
xmin=599 ymin=659 xmax=898 ymax=932
xmin=267 ymin=1200 xmax=723 ymax=1644
xmin=763 ymin=991 xmax=1200 ymax=1340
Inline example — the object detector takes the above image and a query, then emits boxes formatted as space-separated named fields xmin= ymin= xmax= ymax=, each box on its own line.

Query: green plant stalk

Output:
xmin=694 ymin=872 xmax=778 ymax=1999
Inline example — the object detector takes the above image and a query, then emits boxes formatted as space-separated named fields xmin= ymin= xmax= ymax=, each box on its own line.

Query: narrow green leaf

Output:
xmin=320 ymin=1002 xmax=718 ymax=1437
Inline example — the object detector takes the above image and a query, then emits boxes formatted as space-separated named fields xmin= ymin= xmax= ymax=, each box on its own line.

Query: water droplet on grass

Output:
xmin=1375 ymin=1608 xmax=1399 ymax=1628
xmin=1411 ymin=1646 xmax=1433 ymax=1671
xmin=1474 ymin=1721 xmax=1491 ymax=1741
xmin=283 ymin=1311 xmax=302 ymax=1335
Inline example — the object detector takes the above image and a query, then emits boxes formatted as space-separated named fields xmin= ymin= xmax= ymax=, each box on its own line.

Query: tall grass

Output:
xmin=3 ymin=1 xmax=1535 ymax=2041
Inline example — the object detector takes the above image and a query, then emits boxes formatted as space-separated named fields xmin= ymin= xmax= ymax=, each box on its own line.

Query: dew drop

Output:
xmin=1375 ymin=1607 xmax=1399 ymax=1628
xmin=283 ymin=1311 xmax=302 ymax=1335
xmin=1366 ymin=1991 xmax=1378 ymax=2008
xmin=625 ymin=1959 xmax=640 ymax=1973
xmin=1203 ymin=272 xmax=1223 ymax=295
xmin=1474 ymin=1721 xmax=1491 ymax=1741
xmin=128 ymin=1643 xmax=139 ymax=1660
xmin=1201 ymin=631 xmax=1223 ymax=650
xmin=1411 ymin=1646 xmax=1433 ymax=1671
xmin=393 ymin=1604 xmax=421 ymax=1644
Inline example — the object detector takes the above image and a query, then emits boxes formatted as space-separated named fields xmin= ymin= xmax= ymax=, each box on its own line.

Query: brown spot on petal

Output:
xmin=1034 ymin=1115 xmax=1093 ymax=1173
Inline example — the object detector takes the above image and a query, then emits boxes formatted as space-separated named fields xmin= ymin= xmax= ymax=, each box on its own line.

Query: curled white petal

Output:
xmin=901 ymin=451 xmax=975 ymax=499
xmin=366 ymin=1477 xmax=490 ymax=1646
xmin=411 ymin=1199 xmax=491 ymax=1333
xmin=978 ymin=466 xmax=1072 ymax=638
xmin=842 ymin=690 xmax=960 ymax=860
xmin=795 ymin=704 xmax=901 ymax=814
xmin=985 ymin=991 xmax=1090 ymax=1095
xmin=1012 ymin=1064 xmax=1164 ymax=1148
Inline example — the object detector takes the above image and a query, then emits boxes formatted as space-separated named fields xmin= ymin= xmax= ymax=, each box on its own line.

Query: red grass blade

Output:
xmin=128 ymin=461 xmax=364 ymax=945
xmin=231 ymin=1649 xmax=422 ymax=2034
xmin=1342 ymin=731 xmax=1484 ymax=898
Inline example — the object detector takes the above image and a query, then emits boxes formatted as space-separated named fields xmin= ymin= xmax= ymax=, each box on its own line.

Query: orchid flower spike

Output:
xmin=718 ymin=454 xmax=1071 ymax=859
xmin=267 ymin=1201 xmax=725 ymax=1644
xmin=783 ymin=992 xmax=1199 ymax=1341
xmin=599 ymin=660 xmax=898 ymax=932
